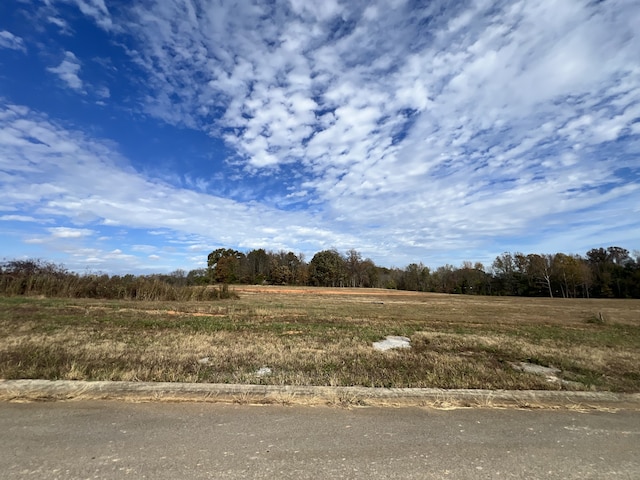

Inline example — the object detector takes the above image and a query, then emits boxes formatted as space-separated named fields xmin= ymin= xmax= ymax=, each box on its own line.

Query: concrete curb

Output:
xmin=2 ymin=380 xmax=639 ymax=409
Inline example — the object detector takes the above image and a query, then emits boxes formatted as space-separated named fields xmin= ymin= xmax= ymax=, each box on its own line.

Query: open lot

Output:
xmin=1 ymin=286 xmax=639 ymax=392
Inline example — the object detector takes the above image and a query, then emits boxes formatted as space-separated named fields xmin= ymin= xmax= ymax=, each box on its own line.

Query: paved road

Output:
xmin=1 ymin=402 xmax=638 ymax=479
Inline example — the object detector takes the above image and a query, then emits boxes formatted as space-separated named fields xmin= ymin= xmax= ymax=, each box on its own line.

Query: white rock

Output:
xmin=510 ymin=362 xmax=560 ymax=376
xmin=255 ymin=367 xmax=272 ymax=377
xmin=373 ymin=336 xmax=411 ymax=351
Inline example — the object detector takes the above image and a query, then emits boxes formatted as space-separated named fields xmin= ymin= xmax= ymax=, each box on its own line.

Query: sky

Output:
xmin=1 ymin=0 xmax=639 ymax=274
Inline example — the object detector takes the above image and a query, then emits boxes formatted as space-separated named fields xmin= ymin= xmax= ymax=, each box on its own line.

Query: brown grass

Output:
xmin=1 ymin=287 xmax=639 ymax=392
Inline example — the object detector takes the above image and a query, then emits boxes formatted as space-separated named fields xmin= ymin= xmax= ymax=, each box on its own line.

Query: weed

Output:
xmin=0 ymin=263 xmax=237 ymax=302
xmin=0 ymin=288 xmax=638 ymax=392
xmin=585 ymin=312 xmax=606 ymax=324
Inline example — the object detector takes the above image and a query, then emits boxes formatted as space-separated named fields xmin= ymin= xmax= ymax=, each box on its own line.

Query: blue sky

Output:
xmin=1 ymin=0 xmax=639 ymax=274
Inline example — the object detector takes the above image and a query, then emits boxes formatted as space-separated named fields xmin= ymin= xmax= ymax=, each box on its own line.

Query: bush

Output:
xmin=0 ymin=259 xmax=237 ymax=301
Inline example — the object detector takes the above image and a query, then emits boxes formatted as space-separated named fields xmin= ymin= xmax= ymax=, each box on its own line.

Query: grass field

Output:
xmin=1 ymin=286 xmax=639 ymax=392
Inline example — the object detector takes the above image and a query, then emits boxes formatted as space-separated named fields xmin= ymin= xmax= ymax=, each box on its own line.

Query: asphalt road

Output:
xmin=1 ymin=402 xmax=638 ymax=479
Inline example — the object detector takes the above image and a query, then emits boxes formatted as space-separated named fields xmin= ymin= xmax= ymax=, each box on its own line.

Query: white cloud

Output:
xmin=124 ymin=0 xmax=636 ymax=258
xmin=0 ymin=215 xmax=39 ymax=222
xmin=186 ymin=244 xmax=212 ymax=252
xmin=65 ymin=0 xmax=113 ymax=31
xmin=0 ymin=101 xmax=357 ymax=259
xmin=0 ymin=30 xmax=26 ymax=52
xmin=23 ymin=237 xmax=45 ymax=245
xmin=47 ymin=16 xmax=70 ymax=32
xmin=47 ymin=51 xmax=84 ymax=92
xmin=131 ymin=244 xmax=157 ymax=253
xmin=2 ymin=1 xmax=639 ymax=270
xmin=48 ymin=227 xmax=95 ymax=238
xmin=96 ymin=86 xmax=110 ymax=99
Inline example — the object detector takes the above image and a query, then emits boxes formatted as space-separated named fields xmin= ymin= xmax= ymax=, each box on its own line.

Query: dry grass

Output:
xmin=1 ymin=287 xmax=639 ymax=392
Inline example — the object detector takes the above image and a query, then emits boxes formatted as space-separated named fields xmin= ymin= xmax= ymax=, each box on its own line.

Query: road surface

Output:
xmin=1 ymin=401 xmax=638 ymax=479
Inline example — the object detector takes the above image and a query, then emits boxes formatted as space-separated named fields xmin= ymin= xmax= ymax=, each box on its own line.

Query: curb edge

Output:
xmin=2 ymin=380 xmax=639 ymax=409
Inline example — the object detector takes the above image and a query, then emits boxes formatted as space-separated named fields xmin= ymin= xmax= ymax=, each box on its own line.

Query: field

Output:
xmin=1 ymin=286 xmax=639 ymax=392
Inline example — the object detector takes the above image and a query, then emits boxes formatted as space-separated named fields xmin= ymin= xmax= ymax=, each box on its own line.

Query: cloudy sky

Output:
xmin=1 ymin=0 xmax=639 ymax=274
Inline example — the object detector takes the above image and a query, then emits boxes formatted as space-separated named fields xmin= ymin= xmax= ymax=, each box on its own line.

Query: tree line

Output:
xmin=2 ymin=245 xmax=637 ymax=299
xmin=201 ymin=246 xmax=640 ymax=298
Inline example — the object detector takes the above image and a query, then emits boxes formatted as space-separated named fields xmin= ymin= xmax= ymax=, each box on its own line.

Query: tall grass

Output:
xmin=0 ymin=259 xmax=235 ymax=301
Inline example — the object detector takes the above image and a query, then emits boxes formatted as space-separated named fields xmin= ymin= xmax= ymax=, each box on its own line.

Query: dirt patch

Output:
xmin=165 ymin=311 xmax=225 ymax=317
xmin=116 ymin=308 xmax=226 ymax=317
xmin=233 ymin=286 xmax=427 ymax=296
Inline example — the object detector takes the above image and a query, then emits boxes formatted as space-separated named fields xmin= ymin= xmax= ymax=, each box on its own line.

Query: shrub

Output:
xmin=0 ymin=259 xmax=237 ymax=301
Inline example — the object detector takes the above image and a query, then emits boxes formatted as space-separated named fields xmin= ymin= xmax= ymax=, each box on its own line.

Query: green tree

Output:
xmin=245 ymin=248 xmax=270 ymax=283
xmin=360 ymin=259 xmax=380 ymax=288
xmin=283 ymin=251 xmax=304 ymax=285
xmin=432 ymin=264 xmax=456 ymax=293
xmin=587 ymin=248 xmax=614 ymax=297
xmin=492 ymin=253 xmax=517 ymax=295
xmin=455 ymin=261 xmax=489 ymax=294
xmin=607 ymin=246 xmax=631 ymax=297
xmin=207 ymin=248 xmax=245 ymax=283
xmin=308 ymin=249 xmax=345 ymax=287
xmin=400 ymin=262 xmax=431 ymax=291
xmin=186 ymin=268 xmax=210 ymax=285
